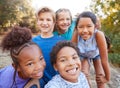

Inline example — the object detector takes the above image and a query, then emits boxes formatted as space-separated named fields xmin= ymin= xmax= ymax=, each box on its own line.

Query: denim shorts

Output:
xmin=80 ymin=55 xmax=100 ymax=61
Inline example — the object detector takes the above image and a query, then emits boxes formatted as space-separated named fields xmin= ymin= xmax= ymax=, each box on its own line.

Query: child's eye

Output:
xmin=66 ymin=18 xmax=70 ymax=21
xmin=39 ymin=56 xmax=44 ymax=60
xmin=47 ymin=18 xmax=52 ymax=21
xmin=59 ymin=58 xmax=66 ymax=62
xmin=77 ymin=26 xmax=82 ymax=29
xmin=27 ymin=62 xmax=33 ymax=66
xmin=88 ymin=25 xmax=92 ymax=27
xmin=38 ymin=18 xmax=43 ymax=21
xmin=58 ymin=18 xmax=64 ymax=21
xmin=73 ymin=56 xmax=79 ymax=60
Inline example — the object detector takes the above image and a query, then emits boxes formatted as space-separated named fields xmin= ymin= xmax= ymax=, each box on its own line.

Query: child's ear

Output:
xmin=53 ymin=64 xmax=58 ymax=71
xmin=12 ymin=63 xmax=20 ymax=71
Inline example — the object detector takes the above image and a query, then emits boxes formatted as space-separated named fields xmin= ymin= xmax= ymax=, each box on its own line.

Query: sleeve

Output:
xmin=70 ymin=19 xmax=76 ymax=29
xmin=69 ymin=20 xmax=76 ymax=34
xmin=80 ymin=72 xmax=90 ymax=88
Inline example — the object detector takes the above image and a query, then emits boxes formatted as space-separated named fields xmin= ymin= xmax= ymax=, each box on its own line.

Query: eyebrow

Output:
xmin=57 ymin=53 xmax=78 ymax=59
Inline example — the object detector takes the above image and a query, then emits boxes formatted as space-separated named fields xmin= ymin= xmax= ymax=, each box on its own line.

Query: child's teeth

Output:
xmin=67 ymin=68 xmax=76 ymax=74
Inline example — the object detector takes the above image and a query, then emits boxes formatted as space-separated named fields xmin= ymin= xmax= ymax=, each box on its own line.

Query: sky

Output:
xmin=31 ymin=0 xmax=92 ymax=17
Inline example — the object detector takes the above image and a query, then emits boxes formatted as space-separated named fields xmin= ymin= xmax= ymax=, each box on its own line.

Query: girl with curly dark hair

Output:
xmin=0 ymin=26 xmax=46 ymax=88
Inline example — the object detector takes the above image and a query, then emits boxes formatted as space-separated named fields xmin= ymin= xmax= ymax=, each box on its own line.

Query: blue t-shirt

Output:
xmin=53 ymin=20 xmax=76 ymax=40
xmin=32 ymin=35 xmax=65 ymax=87
xmin=0 ymin=65 xmax=29 ymax=88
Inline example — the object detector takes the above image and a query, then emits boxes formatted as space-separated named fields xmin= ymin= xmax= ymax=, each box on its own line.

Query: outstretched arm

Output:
xmin=71 ymin=29 xmax=78 ymax=43
xmin=96 ymin=31 xmax=110 ymax=82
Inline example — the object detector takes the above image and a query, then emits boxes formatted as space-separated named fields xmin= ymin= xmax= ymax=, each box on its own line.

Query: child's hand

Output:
xmin=96 ymin=74 xmax=108 ymax=86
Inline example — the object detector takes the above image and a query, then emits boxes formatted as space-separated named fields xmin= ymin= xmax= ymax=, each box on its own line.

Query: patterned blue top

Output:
xmin=78 ymin=30 xmax=99 ymax=59
xmin=44 ymin=72 xmax=89 ymax=88
xmin=53 ymin=20 xmax=76 ymax=40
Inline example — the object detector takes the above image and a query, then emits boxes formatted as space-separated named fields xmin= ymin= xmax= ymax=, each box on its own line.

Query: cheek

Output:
xmin=57 ymin=21 xmax=62 ymax=26
xmin=76 ymin=59 xmax=81 ymax=67
xmin=19 ymin=64 xmax=32 ymax=73
xmin=55 ymin=63 xmax=64 ymax=71
xmin=42 ymin=60 xmax=46 ymax=69
xmin=78 ymin=62 xmax=81 ymax=69
xmin=89 ymin=29 xmax=95 ymax=35
xmin=77 ymin=29 xmax=82 ymax=35
xmin=21 ymin=67 xmax=31 ymax=73
xmin=68 ymin=20 xmax=71 ymax=24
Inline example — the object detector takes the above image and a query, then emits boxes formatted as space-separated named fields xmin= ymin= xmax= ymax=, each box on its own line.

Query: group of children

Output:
xmin=0 ymin=6 xmax=110 ymax=88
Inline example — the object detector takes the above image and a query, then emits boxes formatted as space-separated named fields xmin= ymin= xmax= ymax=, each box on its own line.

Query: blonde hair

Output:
xmin=56 ymin=8 xmax=72 ymax=22
xmin=37 ymin=7 xmax=56 ymax=23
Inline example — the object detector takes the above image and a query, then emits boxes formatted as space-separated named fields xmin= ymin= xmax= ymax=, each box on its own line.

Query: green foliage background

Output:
xmin=91 ymin=0 xmax=120 ymax=66
xmin=0 ymin=0 xmax=38 ymax=33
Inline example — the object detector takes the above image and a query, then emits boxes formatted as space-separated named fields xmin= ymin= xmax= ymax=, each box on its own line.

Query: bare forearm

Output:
xmin=102 ymin=61 xmax=110 ymax=81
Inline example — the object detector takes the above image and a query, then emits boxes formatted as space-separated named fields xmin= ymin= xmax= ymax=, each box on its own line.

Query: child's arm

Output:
xmin=71 ymin=29 xmax=78 ymax=43
xmin=96 ymin=31 xmax=110 ymax=82
xmin=24 ymin=79 xmax=40 ymax=88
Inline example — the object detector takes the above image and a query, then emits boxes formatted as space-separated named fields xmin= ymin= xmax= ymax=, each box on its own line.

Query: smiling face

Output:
xmin=56 ymin=11 xmax=71 ymax=33
xmin=17 ymin=45 xmax=46 ymax=79
xmin=37 ymin=12 xmax=55 ymax=35
xmin=77 ymin=17 xmax=95 ymax=40
xmin=54 ymin=46 xmax=81 ymax=82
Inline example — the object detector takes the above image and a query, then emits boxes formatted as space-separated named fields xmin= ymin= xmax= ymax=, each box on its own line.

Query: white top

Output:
xmin=44 ymin=72 xmax=90 ymax=88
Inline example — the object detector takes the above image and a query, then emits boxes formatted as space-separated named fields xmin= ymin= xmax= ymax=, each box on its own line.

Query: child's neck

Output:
xmin=41 ymin=33 xmax=53 ymax=38
xmin=58 ymin=28 xmax=68 ymax=34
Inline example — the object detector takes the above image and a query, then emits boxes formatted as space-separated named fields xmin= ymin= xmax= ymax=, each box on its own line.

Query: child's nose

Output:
xmin=83 ymin=27 xmax=88 ymax=32
xmin=35 ymin=62 xmax=43 ymax=70
xmin=63 ymin=20 xmax=68 ymax=24
xmin=42 ymin=20 xmax=48 ymax=25
xmin=68 ymin=59 xmax=75 ymax=65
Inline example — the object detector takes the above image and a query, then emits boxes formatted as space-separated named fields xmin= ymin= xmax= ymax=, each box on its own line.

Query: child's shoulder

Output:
xmin=0 ymin=65 xmax=14 ymax=82
xmin=0 ymin=65 xmax=14 ymax=73
xmin=32 ymin=35 xmax=41 ymax=40
xmin=44 ymin=74 xmax=61 ymax=88
xmin=79 ymin=72 xmax=86 ymax=77
xmin=96 ymin=30 xmax=104 ymax=35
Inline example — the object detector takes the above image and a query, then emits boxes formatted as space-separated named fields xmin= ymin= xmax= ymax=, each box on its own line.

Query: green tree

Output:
xmin=0 ymin=0 xmax=36 ymax=33
xmin=90 ymin=0 xmax=120 ymax=66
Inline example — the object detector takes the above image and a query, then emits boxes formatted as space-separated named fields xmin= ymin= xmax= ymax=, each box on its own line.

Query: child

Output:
xmin=96 ymin=17 xmax=111 ymax=51
xmin=53 ymin=8 xmax=76 ymax=40
xmin=45 ymin=41 xmax=89 ymax=88
xmin=96 ymin=17 xmax=101 ymax=30
xmin=32 ymin=7 xmax=65 ymax=87
xmin=72 ymin=11 xmax=110 ymax=88
xmin=0 ymin=26 xmax=46 ymax=88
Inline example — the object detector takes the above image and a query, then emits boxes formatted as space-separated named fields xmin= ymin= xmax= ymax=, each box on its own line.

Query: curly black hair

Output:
xmin=50 ymin=41 xmax=80 ymax=66
xmin=0 ymin=26 xmax=34 ymax=65
xmin=1 ymin=26 xmax=32 ymax=51
xmin=0 ymin=26 xmax=36 ymax=88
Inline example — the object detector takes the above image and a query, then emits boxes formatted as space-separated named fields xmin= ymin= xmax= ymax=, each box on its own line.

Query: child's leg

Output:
xmin=81 ymin=59 xmax=91 ymax=87
xmin=93 ymin=59 xmax=105 ymax=88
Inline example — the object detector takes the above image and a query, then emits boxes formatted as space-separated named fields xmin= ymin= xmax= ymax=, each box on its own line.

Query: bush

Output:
xmin=109 ymin=53 xmax=120 ymax=67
